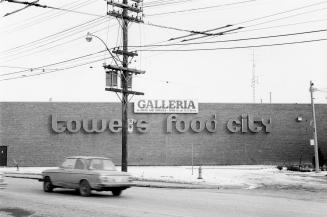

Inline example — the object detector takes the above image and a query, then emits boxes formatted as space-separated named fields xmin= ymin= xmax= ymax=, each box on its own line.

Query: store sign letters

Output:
xmin=166 ymin=114 xmax=271 ymax=134
xmin=51 ymin=114 xmax=272 ymax=134
xmin=51 ymin=115 xmax=149 ymax=134
xmin=226 ymin=114 xmax=271 ymax=133
xmin=134 ymin=99 xmax=198 ymax=113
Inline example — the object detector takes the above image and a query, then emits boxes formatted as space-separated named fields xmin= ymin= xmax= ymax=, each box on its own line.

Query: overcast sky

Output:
xmin=0 ymin=0 xmax=327 ymax=104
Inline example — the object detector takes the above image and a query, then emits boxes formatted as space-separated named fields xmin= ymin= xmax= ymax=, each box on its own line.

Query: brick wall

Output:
xmin=0 ymin=102 xmax=326 ymax=166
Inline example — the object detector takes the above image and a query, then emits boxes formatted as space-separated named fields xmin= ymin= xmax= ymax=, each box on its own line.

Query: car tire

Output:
xmin=112 ymin=189 xmax=122 ymax=196
xmin=43 ymin=177 xmax=54 ymax=193
xmin=79 ymin=180 xmax=91 ymax=197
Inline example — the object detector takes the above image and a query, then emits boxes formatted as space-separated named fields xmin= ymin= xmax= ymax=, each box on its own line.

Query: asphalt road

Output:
xmin=0 ymin=178 xmax=327 ymax=217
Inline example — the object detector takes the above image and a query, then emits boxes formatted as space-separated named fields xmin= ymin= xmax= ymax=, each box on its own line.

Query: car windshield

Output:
xmin=88 ymin=159 xmax=116 ymax=171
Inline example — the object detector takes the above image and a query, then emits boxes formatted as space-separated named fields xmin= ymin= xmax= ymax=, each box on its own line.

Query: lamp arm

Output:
xmin=90 ymin=34 xmax=120 ymax=66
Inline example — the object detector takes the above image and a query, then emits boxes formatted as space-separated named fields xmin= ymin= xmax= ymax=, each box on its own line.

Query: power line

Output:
xmin=128 ymin=28 xmax=327 ymax=48
xmin=1 ymin=0 xmax=99 ymax=34
xmin=144 ymin=0 xmax=195 ymax=8
xmin=0 ymin=56 xmax=113 ymax=82
xmin=234 ymin=18 xmax=327 ymax=34
xmin=1 ymin=24 xmax=117 ymax=63
xmin=242 ymin=6 xmax=327 ymax=29
xmin=3 ymin=0 xmax=103 ymax=17
xmin=146 ymin=0 xmax=256 ymax=16
xmin=235 ymin=0 xmax=327 ymax=26
xmin=0 ymin=50 xmax=107 ymax=76
xmin=169 ymin=0 xmax=327 ymax=42
xmin=144 ymin=21 xmax=228 ymax=36
xmin=137 ymin=38 xmax=327 ymax=52
xmin=1 ymin=16 xmax=108 ymax=55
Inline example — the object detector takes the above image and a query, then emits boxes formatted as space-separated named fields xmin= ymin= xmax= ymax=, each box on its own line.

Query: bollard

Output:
xmin=13 ymin=160 xmax=19 ymax=171
xmin=197 ymin=166 xmax=202 ymax=179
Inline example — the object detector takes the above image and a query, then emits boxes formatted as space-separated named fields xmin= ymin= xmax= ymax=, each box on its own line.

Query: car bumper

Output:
xmin=93 ymin=183 xmax=134 ymax=191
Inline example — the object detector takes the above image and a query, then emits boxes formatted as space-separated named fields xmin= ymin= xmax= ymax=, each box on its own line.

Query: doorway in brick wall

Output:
xmin=0 ymin=146 xmax=7 ymax=166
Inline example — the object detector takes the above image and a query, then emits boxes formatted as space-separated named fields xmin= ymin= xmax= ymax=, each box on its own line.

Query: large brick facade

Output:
xmin=0 ymin=102 xmax=326 ymax=167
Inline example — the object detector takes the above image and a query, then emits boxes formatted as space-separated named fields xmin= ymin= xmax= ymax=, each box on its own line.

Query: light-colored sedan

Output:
xmin=0 ymin=172 xmax=7 ymax=189
xmin=41 ymin=156 xmax=133 ymax=196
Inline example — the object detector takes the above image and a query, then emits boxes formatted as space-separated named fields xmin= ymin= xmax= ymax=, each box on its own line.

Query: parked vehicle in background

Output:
xmin=40 ymin=156 xmax=133 ymax=196
xmin=0 ymin=172 xmax=7 ymax=189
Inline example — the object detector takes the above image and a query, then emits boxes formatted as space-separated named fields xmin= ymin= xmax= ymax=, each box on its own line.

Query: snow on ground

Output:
xmin=128 ymin=165 xmax=327 ymax=189
xmin=1 ymin=165 xmax=327 ymax=189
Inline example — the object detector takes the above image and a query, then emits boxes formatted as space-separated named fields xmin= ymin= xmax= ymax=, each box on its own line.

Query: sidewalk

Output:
xmin=1 ymin=166 xmax=327 ymax=190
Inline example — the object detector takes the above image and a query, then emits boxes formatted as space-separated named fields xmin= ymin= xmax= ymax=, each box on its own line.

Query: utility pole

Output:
xmin=105 ymin=0 xmax=145 ymax=172
xmin=310 ymin=81 xmax=319 ymax=172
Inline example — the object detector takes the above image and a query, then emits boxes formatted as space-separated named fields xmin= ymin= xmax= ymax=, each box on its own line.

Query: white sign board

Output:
xmin=134 ymin=99 xmax=198 ymax=113
xmin=310 ymin=139 xmax=315 ymax=146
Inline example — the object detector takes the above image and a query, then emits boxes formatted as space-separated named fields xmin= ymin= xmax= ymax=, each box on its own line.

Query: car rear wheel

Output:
xmin=79 ymin=180 xmax=91 ymax=197
xmin=112 ymin=189 xmax=122 ymax=196
xmin=43 ymin=177 xmax=54 ymax=192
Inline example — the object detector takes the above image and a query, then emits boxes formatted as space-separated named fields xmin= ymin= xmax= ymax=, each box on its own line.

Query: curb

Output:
xmin=4 ymin=172 xmax=220 ymax=189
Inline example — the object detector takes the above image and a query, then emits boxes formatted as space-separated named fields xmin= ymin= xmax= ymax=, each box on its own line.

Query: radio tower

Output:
xmin=251 ymin=49 xmax=257 ymax=103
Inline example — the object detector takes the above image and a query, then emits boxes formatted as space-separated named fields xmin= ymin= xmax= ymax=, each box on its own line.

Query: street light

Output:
xmin=85 ymin=32 xmax=92 ymax=42
xmin=310 ymin=81 xmax=319 ymax=173
xmin=85 ymin=32 xmax=118 ymax=66
xmin=85 ymin=31 xmax=144 ymax=173
xmin=85 ymin=32 xmax=126 ymax=170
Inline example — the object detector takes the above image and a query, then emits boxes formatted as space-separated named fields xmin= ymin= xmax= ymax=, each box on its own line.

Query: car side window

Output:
xmin=61 ymin=158 xmax=76 ymax=169
xmin=74 ymin=159 xmax=85 ymax=170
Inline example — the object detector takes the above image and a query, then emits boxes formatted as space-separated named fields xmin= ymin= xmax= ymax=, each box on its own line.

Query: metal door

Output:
xmin=0 ymin=146 xmax=7 ymax=166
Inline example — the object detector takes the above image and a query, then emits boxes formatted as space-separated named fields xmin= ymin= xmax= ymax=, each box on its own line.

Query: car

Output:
xmin=40 ymin=156 xmax=133 ymax=196
xmin=0 ymin=172 xmax=8 ymax=189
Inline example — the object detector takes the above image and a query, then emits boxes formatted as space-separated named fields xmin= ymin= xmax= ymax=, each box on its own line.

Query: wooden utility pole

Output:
xmin=310 ymin=81 xmax=319 ymax=172
xmin=121 ymin=0 xmax=129 ymax=172
xmin=105 ymin=0 xmax=144 ymax=172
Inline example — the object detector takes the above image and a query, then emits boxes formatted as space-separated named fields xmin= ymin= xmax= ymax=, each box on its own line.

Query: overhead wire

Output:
xmin=1 ymin=0 xmax=99 ymax=34
xmin=232 ymin=18 xmax=327 ymax=34
xmin=1 ymin=15 xmax=108 ymax=55
xmin=136 ymin=38 xmax=327 ymax=52
xmin=234 ymin=0 xmax=327 ymax=26
xmin=169 ymin=0 xmax=327 ymax=42
xmin=3 ymin=0 xmax=103 ymax=17
xmin=143 ymin=0 xmax=195 ymax=8
xmin=0 ymin=56 xmax=113 ymax=82
xmin=0 ymin=50 xmax=107 ymax=77
xmin=127 ymin=28 xmax=327 ymax=48
xmin=0 ymin=18 xmax=114 ymax=62
xmin=146 ymin=0 xmax=257 ymax=16
xmin=242 ymin=6 xmax=327 ymax=29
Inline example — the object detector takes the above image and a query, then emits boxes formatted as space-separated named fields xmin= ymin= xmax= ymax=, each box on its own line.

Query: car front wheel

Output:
xmin=112 ymin=189 xmax=122 ymax=196
xmin=43 ymin=177 xmax=54 ymax=192
xmin=79 ymin=180 xmax=91 ymax=197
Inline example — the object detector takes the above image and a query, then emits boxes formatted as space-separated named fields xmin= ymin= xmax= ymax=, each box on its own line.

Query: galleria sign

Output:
xmin=134 ymin=99 xmax=198 ymax=113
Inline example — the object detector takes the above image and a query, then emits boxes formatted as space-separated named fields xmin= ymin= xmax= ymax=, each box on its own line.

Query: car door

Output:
xmin=57 ymin=158 xmax=76 ymax=188
xmin=70 ymin=158 xmax=87 ymax=188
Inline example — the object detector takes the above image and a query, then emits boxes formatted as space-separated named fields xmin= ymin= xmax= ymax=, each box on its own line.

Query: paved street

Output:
xmin=1 ymin=178 xmax=327 ymax=217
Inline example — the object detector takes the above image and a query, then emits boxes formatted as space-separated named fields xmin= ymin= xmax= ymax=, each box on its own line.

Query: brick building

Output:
xmin=0 ymin=101 xmax=326 ymax=167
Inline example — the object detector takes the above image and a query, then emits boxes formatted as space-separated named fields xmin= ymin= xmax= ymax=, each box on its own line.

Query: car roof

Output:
xmin=66 ymin=156 xmax=111 ymax=160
